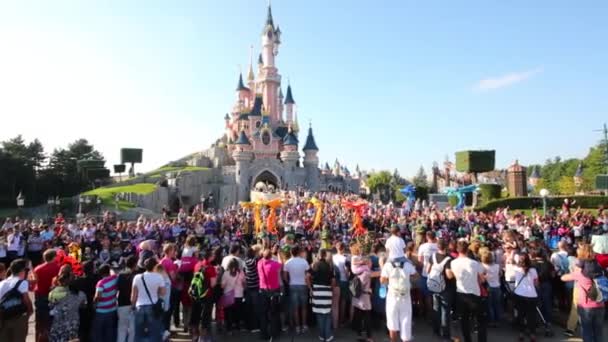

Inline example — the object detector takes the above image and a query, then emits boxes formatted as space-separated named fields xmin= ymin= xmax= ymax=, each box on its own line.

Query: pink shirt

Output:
xmin=258 ymin=258 xmax=282 ymax=290
xmin=570 ymin=270 xmax=605 ymax=309
xmin=160 ymin=257 xmax=178 ymax=286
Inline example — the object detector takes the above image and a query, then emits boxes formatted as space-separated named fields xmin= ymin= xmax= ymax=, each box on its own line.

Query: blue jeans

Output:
xmin=432 ymin=291 xmax=452 ymax=339
xmin=316 ymin=313 xmax=332 ymax=340
xmin=92 ymin=311 xmax=117 ymax=342
xmin=134 ymin=305 xmax=163 ymax=342
xmin=577 ymin=306 xmax=605 ymax=342
xmin=488 ymin=286 xmax=502 ymax=323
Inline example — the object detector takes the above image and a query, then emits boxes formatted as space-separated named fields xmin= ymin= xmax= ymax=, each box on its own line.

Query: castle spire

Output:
xmin=284 ymin=84 xmax=295 ymax=104
xmin=236 ymin=73 xmax=248 ymax=91
xmin=247 ymin=46 xmax=255 ymax=81
xmin=265 ymin=1 xmax=274 ymax=28
xmin=303 ymin=123 xmax=319 ymax=151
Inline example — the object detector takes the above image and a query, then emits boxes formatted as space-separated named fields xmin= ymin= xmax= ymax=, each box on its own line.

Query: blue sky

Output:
xmin=1 ymin=0 xmax=607 ymax=178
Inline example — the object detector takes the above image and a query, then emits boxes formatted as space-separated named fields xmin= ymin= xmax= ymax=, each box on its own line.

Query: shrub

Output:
xmin=477 ymin=195 xmax=608 ymax=212
xmin=478 ymin=184 xmax=502 ymax=203
xmin=455 ymin=150 xmax=495 ymax=173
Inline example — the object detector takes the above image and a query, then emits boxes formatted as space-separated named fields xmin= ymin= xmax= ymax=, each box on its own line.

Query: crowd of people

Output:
xmin=0 ymin=191 xmax=607 ymax=342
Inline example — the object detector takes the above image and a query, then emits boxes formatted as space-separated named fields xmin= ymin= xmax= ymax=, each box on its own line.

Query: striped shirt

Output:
xmin=245 ymin=257 xmax=260 ymax=289
xmin=95 ymin=274 xmax=118 ymax=313
xmin=311 ymin=284 xmax=332 ymax=314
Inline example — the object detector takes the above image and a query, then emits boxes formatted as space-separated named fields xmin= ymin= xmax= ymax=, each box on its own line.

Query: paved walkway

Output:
xmin=25 ymin=308 xmax=606 ymax=342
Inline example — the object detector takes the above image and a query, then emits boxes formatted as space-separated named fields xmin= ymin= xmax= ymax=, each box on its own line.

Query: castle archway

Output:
xmin=252 ymin=170 xmax=281 ymax=193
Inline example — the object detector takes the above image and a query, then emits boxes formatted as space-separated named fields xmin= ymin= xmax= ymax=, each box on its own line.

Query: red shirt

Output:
xmin=194 ymin=259 xmax=217 ymax=298
xmin=160 ymin=257 xmax=178 ymax=287
xmin=34 ymin=261 xmax=60 ymax=297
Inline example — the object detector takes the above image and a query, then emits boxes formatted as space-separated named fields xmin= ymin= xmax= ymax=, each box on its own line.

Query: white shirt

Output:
xmin=513 ymin=268 xmax=538 ymax=298
xmin=385 ymin=235 xmax=406 ymax=261
xmin=550 ymin=250 xmax=569 ymax=272
xmin=7 ymin=233 xmax=21 ymax=252
xmin=451 ymin=257 xmax=484 ymax=296
xmin=284 ymin=257 xmax=310 ymax=286
xmin=332 ymin=254 xmax=348 ymax=282
xmin=132 ymin=272 xmax=165 ymax=307
xmin=380 ymin=260 xmax=417 ymax=300
xmin=483 ymin=263 xmax=501 ymax=288
xmin=0 ymin=276 xmax=29 ymax=299
xmin=221 ymin=255 xmax=246 ymax=271
xmin=418 ymin=242 xmax=438 ymax=277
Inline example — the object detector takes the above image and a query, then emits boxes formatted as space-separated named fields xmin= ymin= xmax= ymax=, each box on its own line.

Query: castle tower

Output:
xmin=528 ymin=165 xmax=541 ymax=187
xmin=236 ymin=73 xmax=250 ymax=109
xmin=507 ymin=160 xmax=527 ymax=197
xmin=260 ymin=3 xmax=282 ymax=126
xmin=303 ymin=125 xmax=320 ymax=190
xmin=281 ymin=128 xmax=300 ymax=190
xmin=233 ymin=130 xmax=253 ymax=202
xmin=284 ymin=84 xmax=295 ymax=124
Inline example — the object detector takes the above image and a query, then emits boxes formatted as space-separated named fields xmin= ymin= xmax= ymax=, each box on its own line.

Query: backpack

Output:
xmin=0 ymin=280 xmax=27 ymax=321
xmin=581 ymin=260 xmax=608 ymax=303
xmin=389 ymin=261 xmax=411 ymax=296
xmin=535 ymin=260 xmax=554 ymax=283
xmin=427 ymin=254 xmax=450 ymax=293
xmin=349 ymin=272 xmax=364 ymax=298
xmin=189 ymin=267 xmax=210 ymax=302
xmin=556 ymin=254 xmax=569 ymax=276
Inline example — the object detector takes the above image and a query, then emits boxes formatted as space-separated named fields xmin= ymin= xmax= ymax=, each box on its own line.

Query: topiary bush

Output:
xmin=478 ymin=184 xmax=502 ymax=203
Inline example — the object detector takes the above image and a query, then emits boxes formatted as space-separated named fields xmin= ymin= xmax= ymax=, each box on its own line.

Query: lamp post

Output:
xmin=16 ymin=191 xmax=25 ymax=217
xmin=79 ymin=196 xmax=85 ymax=215
xmin=539 ymin=188 xmax=549 ymax=217
xmin=96 ymin=197 xmax=102 ymax=216
xmin=47 ymin=197 xmax=54 ymax=220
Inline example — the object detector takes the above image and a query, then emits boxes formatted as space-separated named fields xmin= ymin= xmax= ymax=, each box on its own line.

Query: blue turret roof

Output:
xmin=284 ymin=85 xmax=295 ymax=104
xmin=235 ymin=131 xmax=250 ymax=145
xmin=283 ymin=132 xmax=298 ymax=146
xmin=575 ymin=163 xmax=583 ymax=177
xmin=249 ymin=96 xmax=263 ymax=116
xmin=258 ymin=53 xmax=263 ymax=65
xmin=236 ymin=73 xmax=248 ymax=91
xmin=530 ymin=165 xmax=541 ymax=178
xmin=303 ymin=126 xmax=319 ymax=151
xmin=265 ymin=4 xmax=274 ymax=28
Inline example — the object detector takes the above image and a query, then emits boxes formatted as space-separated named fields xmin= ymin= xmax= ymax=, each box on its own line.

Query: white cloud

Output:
xmin=473 ymin=67 xmax=543 ymax=92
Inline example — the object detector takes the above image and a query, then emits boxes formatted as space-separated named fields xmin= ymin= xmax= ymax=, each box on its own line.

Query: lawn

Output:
xmin=143 ymin=165 xmax=208 ymax=178
xmin=83 ymin=183 xmax=157 ymax=210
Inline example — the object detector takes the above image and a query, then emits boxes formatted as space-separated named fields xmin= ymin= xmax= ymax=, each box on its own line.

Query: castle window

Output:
xmin=256 ymin=121 xmax=261 ymax=128
xmin=262 ymin=131 xmax=271 ymax=145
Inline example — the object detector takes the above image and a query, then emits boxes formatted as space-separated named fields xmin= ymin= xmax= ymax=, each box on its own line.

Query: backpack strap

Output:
xmin=1 ymin=280 xmax=24 ymax=301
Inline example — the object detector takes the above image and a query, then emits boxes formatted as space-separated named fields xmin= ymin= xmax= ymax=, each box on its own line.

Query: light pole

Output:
xmin=79 ymin=196 xmax=85 ymax=215
xmin=16 ymin=191 xmax=25 ymax=217
xmin=47 ymin=197 xmax=54 ymax=219
xmin=539 ymin=188 xmax=549 ymax=217
xmin=96 ymin=197 xmax=102 ymax=216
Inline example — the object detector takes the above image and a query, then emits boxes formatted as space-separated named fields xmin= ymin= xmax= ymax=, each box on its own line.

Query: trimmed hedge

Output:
xmin=478 ymin=184 xmax=502 ymax=203
xmin=455 ymin=150 xmax=495 ymax=173
xmin=448 ymin=195 xmax=459 ymax=207
xmin=477 ymin=196 xmax=608 ymax=212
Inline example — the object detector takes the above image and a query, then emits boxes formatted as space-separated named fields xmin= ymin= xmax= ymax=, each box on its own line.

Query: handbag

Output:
xmin=141 ymin=274 xmax=164 ymax=319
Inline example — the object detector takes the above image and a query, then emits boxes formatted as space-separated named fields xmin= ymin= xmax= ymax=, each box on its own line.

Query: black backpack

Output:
xmin=0 ymin=280 xmax=27 ymax=321
xmin=349 ymin=272 xmax=364 ymax=298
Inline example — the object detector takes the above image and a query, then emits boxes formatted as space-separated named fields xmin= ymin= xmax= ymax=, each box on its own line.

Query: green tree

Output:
xmin=557 ymin=176 xmax=577 ymax=195
xmin=412 ymin=166 xmax=429 ymax=188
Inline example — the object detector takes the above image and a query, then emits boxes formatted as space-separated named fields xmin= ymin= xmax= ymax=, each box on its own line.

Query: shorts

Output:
xmin=386 ymin=295 xmax=413 ymax=341
xmin=289 ymin=285 xmax=309 ymax=309
xmin=190 ymin=299 xmax=213 ymax=329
